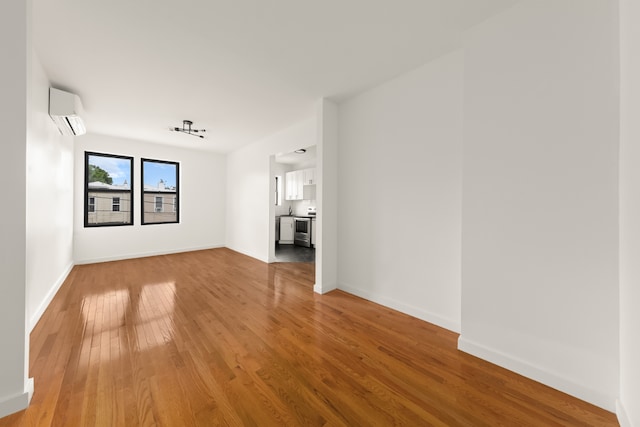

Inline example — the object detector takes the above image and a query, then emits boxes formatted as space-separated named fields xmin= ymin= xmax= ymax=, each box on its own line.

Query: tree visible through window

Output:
xmin=142 ymin=158 xmax=179 ymax=225
xmin=84 ymin=152 xmax=133 ymax=227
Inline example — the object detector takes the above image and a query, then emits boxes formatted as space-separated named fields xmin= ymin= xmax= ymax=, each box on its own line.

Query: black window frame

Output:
xmin=84 ymin=151 xmax=134 ymax=228
xmin=275 ymin=176 xmax=282 ymax=206
xmin=141 ymin=158 xmax=180 ymax=225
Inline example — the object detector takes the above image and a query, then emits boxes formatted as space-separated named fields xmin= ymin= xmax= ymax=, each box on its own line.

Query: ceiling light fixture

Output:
xmin=294 ymin=148 xmax=306 ymax=154
xmin=171 ymin=120 xmax=205 ymax=139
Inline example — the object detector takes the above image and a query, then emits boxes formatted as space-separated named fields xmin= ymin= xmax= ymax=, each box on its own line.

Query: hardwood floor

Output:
xmin=1 ymin=248 xmax=617 ymax=426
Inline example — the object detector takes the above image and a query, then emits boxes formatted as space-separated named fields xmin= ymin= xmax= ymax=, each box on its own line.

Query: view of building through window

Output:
xmin=142 ymin=158 xmax=179 ymax=225
xmin=85 ymin=152 xmax=133 ymax=227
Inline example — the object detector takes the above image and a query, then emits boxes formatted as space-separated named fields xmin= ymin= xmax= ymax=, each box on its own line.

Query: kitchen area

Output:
xmin=272 ymin=146 xmax=316 ymax=263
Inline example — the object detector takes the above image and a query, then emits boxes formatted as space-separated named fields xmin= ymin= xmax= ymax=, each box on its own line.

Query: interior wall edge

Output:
xmin=339 ymin=282 xmax=461 ymax=334
xmin=28 ymin=261 xmax=74 ymax=332
xmin=457 ymin=335 xmax=616 ymax=412
xmin=314 ymin=280 xmax=338 ymax=296
xmin=616 ymin=400 xmax=632 ymax=427
xmin=0 ymin=379 xmax=33 ymax=419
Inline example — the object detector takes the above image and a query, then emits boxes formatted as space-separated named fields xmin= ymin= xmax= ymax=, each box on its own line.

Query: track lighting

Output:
xmin=170 ymin=120 xmax=205 ymax=139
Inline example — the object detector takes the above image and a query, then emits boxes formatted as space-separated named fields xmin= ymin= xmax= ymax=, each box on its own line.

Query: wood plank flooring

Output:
xmin=0 ymin=248 xmax=617 ymax=426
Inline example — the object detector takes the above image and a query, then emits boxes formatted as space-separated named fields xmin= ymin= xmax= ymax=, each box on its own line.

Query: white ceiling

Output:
xmin=32 ymin=0 xmax=516 ymax=153
xmin=275 ymin=145 xmax=317 ymax=166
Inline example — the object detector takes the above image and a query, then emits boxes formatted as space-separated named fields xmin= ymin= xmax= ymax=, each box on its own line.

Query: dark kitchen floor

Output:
xmin=275 ymin=243 xmax=316 ymax=263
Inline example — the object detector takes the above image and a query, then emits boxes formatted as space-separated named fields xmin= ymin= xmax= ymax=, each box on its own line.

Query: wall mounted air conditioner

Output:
xmin=49 ymin=88 xmax=86 ymax=136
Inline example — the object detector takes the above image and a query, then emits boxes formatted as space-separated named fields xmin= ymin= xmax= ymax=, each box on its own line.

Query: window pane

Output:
xmin=142 ymin=158 xmax=179 ymax=225
xmin=275 ymin=176 xmax=282 ymax=206
xmin=85 ymin=152 xmax=133 ymax=227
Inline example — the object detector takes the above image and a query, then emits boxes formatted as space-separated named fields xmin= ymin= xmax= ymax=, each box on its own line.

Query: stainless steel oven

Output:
xmin=294 ymin=217 xmax=311 ymax=247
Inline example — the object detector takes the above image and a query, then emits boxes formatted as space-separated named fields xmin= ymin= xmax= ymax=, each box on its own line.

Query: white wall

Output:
xmin=26 ymin=52 xmax=74 ymax=331
xmin=0 ymin=0 xmax=33 ymax=418
xmin=619 ymin=0 xmax=640 ymax=424
xmin=73 ymin=134 xmax=226 ymax=263
xmin=459 ymin=0 xmax=619 ymax=410
xmin=226 ymin=117 xmax=316 ymax=262
xmin=315 ymin=99 xmax=338 ymax=294
xmin=336 ymin=51 xmax=463 ymax=331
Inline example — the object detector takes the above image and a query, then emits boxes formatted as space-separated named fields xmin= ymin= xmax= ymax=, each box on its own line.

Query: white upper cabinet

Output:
xmin=295 ymin=169 xmax=304 ymax=199
xmin=285 ymin=171 xmax=295 ymax=200
xmin=303 ymin=168 xmax=315 ymax=185
xmin=285 ymin=168 xmax=315 ymax=200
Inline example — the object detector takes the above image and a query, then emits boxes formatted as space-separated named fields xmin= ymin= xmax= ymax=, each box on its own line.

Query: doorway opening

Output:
xmin=271 ymin=145 xmax=316 ymax=263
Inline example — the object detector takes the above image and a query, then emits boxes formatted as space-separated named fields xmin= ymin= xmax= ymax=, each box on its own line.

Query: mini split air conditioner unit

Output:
xmin=49 ymin=88 xmax=86 ymax=136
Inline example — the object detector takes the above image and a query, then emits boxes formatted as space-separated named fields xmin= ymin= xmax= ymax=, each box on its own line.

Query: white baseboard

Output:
xmin=313 ymin=282 xmax=337 ymax=294
xmin=74 ymin=244 xmax=226 ymax=265
xmin=338 ymin=282 xmax=460 ymax=333
xmin=458 ymin=335 xmax=615 ymax=412
xmin=0 ymin=378 xmax=34 ymax=419
xmin=616 ymin=399 xmax=632 ymax=427
xmin=29 ymin=262 xmax=74 ymax=332
xmin=221 ymin=246 xmax=269 ymax=263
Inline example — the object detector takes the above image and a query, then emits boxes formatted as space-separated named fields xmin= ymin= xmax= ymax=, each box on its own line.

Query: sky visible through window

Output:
xmin=143 ymin=161 xmax=177 ymax=188
xmin=88 ymin=154 xmax=131 ymax=185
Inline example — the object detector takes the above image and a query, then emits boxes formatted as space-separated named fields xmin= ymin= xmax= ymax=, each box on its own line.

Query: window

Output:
xmin=275 ymin=176 xmax=282 ymax=206
xmin=84 ymin=152 xmax=133 ymax=227
xmin=142 ymin=158 xmax=179 ymax=225
xmin=155 ymin=196 xmax=163 ymax=212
